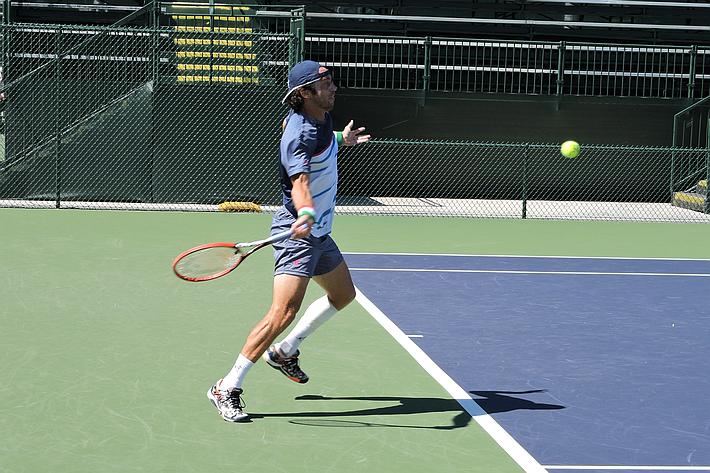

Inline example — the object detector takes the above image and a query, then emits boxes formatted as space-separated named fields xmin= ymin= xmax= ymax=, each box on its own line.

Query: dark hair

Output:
xmin=285 ymin=84 xmax=316 ymax=112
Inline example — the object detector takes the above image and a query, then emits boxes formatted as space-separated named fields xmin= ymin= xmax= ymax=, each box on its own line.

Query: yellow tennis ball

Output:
xmin=561 ymin=140 xmax=581 ymax=158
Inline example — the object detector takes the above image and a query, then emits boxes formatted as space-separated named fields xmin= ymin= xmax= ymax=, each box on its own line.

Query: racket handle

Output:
xmin=263 ymin=228 xmax=295 ymax=245
xmin=252 ymin=224 xmax=311 ymax=247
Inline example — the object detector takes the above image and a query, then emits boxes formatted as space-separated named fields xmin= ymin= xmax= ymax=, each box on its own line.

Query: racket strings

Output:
xmin=175 ymin=246 xmax=241 ymax=279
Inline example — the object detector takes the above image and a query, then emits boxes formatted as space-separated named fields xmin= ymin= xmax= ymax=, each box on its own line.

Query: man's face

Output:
xmin=305 ymin=76 xmax=337 ymax=111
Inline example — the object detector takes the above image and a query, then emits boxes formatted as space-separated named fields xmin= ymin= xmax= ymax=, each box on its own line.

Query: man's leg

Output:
xmin=313 ymin=260 xmax=356 ymax=310
xmin=240 ymin=274 xmax=310 ymax=361
xmin=208 ymin=274 xmax=309 ymax=422
xmin=272 ymin=261 xmax=356 ymax=358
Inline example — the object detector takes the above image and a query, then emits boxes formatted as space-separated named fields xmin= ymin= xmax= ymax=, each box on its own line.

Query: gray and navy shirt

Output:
xmin=279 ymin=109 xmax=339 ymax=238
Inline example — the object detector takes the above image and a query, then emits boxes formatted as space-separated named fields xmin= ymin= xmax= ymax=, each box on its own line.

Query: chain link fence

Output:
xmin=0 ymin=18 xmax=295 ymax=209
xmin=336 ymin=140 xmax=710 ymax=221
xmin=0 ymin=18 xmax=708 ymax=222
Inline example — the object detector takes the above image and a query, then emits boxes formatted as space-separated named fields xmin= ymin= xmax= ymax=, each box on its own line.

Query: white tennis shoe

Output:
xmin=207 ymin=380 xmax=249 ymax=422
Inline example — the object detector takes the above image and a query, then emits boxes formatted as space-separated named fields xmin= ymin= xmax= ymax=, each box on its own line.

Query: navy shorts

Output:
xmin=271 ymin=208 xmax=344 ymax=278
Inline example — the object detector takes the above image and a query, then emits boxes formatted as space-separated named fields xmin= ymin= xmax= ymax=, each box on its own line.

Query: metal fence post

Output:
xmin=421 ymin=36 xmax=431 ymax=107
xmin=671 ymin=114 xmax=678 ymax=199
xmin=150 ymin=0 xmax=159 ymax=203
xmin=289 ymin=7 xmax=305 ymax=67
xmin=208 ymin=0 xmax=214 ymax=83
xmin=688 ymin=45 xmax=697 ymax=100
xmin=522 ymin=143 xmax=529 ymax=219
xmin=2 ymin=0 xmax=9 ymax=24
xmin=3 ymin=0 xmax=10 ymax=81
xmin=556 ymin=41 xmax=566 ymax=97
xmin=706 ymin=120 xmax=710 ymax=214
xmin=54 ymin=27 xmax=62 ymax=208
xmin=299 ymin=7 xmax=305 ymax=62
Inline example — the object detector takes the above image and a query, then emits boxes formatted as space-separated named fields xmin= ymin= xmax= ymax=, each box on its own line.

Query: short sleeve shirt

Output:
xmin=279 ymin=110 xmax=339 ymax=237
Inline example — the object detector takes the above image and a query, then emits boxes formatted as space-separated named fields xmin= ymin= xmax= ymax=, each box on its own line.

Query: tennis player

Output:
xmin=208 ymin=60 xmax=371 ymax=422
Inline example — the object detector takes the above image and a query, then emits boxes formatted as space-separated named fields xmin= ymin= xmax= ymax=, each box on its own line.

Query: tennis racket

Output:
xmin=172 ymin=228 xmax=295 ymax=282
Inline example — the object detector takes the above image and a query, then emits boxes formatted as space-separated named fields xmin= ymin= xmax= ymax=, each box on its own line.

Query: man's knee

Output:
xmin=330 ymin=288 xmax=356 ymax=311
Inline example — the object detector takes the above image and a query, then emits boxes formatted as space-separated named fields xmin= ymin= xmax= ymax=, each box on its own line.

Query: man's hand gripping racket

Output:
xmin=172 ymin=227 xmax=301 ymax=282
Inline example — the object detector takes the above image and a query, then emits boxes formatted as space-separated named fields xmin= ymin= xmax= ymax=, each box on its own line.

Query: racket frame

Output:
xmin=172 ymin=228 xmax=293 ymax=282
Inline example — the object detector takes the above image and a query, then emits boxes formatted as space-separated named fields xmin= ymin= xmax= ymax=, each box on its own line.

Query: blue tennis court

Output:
xmin=346 ymin=253 xmax=710 ymax=472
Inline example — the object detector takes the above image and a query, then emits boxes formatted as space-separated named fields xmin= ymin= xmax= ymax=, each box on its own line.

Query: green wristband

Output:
xmin=335 ymin=131 xmax=344 ymax=146
xmin=298 ymin=207 xmax=316 ymax=221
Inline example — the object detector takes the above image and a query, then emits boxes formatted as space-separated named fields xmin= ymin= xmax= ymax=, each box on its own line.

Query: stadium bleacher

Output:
xmin=5 ymin=0 xmax=710 ymax=44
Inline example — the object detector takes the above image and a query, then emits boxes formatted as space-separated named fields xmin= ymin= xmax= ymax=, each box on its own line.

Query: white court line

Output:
xmin=350 ymin=268 xmax=710 ymax=277
xmin=343 ymin=252 xmax=710 ymax=262
xmin=544 ymin=467 xmax=710 ymax=471
xmin=355 ymin=288 xmax=548 ymax=473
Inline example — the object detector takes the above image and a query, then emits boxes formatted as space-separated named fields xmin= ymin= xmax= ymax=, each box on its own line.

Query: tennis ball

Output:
xmin=561 ymin=140 xmax=581 ymax=158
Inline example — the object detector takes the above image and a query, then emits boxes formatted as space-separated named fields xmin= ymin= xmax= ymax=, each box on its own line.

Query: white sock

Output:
xmin=276 ymin=296 xmax=338 ymax=356
xmin=221 ymin=354 xmax=254 ymax=390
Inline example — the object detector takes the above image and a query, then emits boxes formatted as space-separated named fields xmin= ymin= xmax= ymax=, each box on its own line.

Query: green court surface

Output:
xmin=2 ymin=209 xmax=710 ymax=473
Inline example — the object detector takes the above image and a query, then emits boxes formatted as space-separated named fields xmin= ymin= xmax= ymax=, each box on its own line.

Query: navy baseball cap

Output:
xmin=282 ymin=60 xmax=331 ymax=104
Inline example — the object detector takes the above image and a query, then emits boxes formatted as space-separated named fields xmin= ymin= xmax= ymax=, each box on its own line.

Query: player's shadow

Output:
xmin=249 ymin=390 xmax=564 ymax=430
xmin=469 ymin=390 xmax=566 ymax=414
